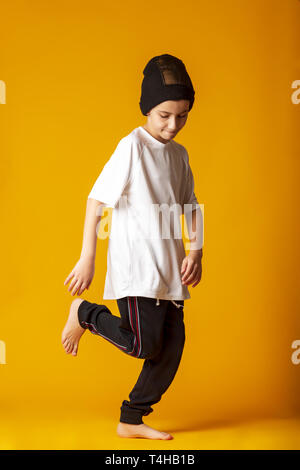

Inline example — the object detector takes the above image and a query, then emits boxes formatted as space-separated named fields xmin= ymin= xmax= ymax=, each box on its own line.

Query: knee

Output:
xmin=138 ymin=341 xmax=163 ymax=360
xmin=139 ymin=350 xmax=159 ymax=360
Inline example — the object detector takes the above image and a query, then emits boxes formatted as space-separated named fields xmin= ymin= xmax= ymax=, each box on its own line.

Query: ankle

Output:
xmin=119 ymin=422 xmax=143 ymax=426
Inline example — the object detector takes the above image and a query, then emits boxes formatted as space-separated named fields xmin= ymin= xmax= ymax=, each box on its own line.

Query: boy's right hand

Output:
xmin=64 ymin=256 xmax=95 ymax=296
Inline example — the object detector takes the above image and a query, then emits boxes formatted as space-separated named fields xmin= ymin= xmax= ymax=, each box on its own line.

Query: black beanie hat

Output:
xmin=139 ymin=54 xmax=195 ymax=116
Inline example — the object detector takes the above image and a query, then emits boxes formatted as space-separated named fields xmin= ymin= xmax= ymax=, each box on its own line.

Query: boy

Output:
xmin=62 ymin=54 xmax=203 ymax=440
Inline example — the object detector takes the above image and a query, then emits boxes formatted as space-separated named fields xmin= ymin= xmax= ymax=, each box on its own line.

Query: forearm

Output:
xmin=185 ymin=206 xmax=203 ymax=256
xmin=80 ymin=197 xmax=104 ymax=260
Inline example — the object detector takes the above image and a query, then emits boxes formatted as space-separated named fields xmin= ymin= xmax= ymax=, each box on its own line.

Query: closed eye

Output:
xmin=160 ymin=115 xmax=187 ymax=119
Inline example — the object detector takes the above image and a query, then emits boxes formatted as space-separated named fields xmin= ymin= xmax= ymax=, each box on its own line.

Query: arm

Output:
xmin=181 ymin=206 xmax=203 ymax=287
xmin=64 ymin=198 xmax=104 ymax=296
xmin=80 ymin=197 xmax=104 ymax=261
xmin=186 ymin=206 xmax=203 ymax=255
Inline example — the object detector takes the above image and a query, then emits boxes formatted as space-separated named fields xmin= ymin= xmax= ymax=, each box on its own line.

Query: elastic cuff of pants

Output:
xmin=120 ymin=409 xmax=144 ymax=425
xmin=77 ymin=300 xmax=91 ymax=329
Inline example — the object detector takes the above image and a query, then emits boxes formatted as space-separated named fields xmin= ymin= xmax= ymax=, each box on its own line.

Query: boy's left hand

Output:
xmin=181 ymin=250 xmax=202 ymax=288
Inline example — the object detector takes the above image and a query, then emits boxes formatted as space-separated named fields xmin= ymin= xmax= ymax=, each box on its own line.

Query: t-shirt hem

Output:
xmin=87 ymin=194 xmax=117 ymax=208
xmin=102 ymin=290 xmax=191 ymax=301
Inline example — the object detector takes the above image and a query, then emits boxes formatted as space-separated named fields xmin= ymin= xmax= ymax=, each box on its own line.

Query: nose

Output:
xmin=166 ymin=125 xmax=177 ymax=132
xmin=165 ymin=117 xmax=181 ymax=132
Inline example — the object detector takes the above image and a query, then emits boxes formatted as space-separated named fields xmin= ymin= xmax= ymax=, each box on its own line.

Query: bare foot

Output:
xmin=116 ymin=422 xmax=173 ymax=440
xmin=62 ymin=298 xmax=86 ymax=356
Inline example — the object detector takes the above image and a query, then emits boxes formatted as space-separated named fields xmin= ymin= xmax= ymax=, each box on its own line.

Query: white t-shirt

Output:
xmin=88 ymin=125 xmax=199 ymax=301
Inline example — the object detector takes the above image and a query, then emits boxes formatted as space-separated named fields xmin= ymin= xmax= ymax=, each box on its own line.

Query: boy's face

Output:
xmin=145 ymin=99 xmax=190 ymax=144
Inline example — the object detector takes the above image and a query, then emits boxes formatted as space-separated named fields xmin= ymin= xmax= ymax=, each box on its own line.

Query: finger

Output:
xmin=192 ymin=277 xmax=201 ymax=287
xmin=68 ymin=277 xmax=79 ymax=292
xmin=191 ymin=267 xmax=202 ymax=286
xmin=181 ymin=261 xmax=187 ymax=274
xmin=71 ymin=279 xmax=82 ymax=296
xmin=64 ymin=272 xmax=74 ymax=285
xmin=188 ymin=265 xmax=199 ymax=282
xmin=77 ymin=283 xmax=87 ymax=296
xmin=182 ymin=264 xmax=198 ymax=284
xmin=181 ymin=261 xmax=192 ymax=279
xmin=72 ymin=280 xmax=81 ymax=295
xmin=182 ymin=262 xmax=196 ymax=281
xmin=193 ymin=268 xmax=202 ymax=286
xmin=192 ymin=273 xmax=201 ymax=286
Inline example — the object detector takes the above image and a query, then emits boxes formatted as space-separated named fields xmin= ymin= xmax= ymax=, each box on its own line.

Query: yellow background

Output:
xmin=0 ymin=0 xmax=300 ymax=449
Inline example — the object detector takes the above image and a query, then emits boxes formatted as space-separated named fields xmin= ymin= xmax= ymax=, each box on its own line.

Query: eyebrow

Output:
xmin=159 ymin=110 xmax=189 ymax=115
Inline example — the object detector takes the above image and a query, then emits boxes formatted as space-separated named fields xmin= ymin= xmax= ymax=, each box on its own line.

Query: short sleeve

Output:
xmin=88 ymin=137 xmax=134 ymax=208
xmin=182 ymin=150 xmax=199 ymax=213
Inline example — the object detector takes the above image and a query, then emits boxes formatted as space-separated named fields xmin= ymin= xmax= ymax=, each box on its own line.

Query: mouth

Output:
xmin=165 ymin=130 xmax=176 ymax=135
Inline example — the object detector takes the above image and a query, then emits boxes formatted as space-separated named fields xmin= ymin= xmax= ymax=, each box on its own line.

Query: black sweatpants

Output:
xmin=77 ymin=296 xmax=185 ymax=425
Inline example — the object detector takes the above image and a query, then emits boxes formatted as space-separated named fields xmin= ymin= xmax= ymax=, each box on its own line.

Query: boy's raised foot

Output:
xmin=117 ymin=422 xmax=173 ymax=440
xmin=62 ymin=298 xmax=86 ymax=356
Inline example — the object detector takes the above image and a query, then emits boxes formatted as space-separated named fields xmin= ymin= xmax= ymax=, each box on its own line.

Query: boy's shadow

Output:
xmin=166 ymin=416 xmax=261 ymax=433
